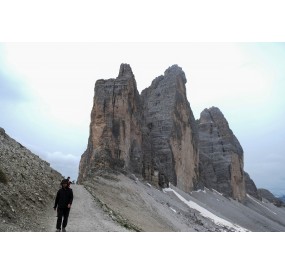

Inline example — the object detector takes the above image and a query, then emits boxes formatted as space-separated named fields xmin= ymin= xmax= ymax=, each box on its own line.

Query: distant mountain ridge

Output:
xmin=279 ymin=195 xmax=285 ymax=203
xmin=257 ymin=188 xmax=285 ymax=207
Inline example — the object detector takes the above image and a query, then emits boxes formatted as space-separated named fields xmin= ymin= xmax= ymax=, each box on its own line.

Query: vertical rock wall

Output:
xmin=198 ymin=107 xmax=246 ymax=201
xmin=244 ymin=171 xmax=260 ymax=199
xmin=141 ymin=65 xmax=199 ymax=191
xmin=78 ymin=64 xmax=199 ymax=193
xmin=79 ymin=64 xmax=256 ymax=202
xmin=78 ymin=64 xmax=142 ymax=183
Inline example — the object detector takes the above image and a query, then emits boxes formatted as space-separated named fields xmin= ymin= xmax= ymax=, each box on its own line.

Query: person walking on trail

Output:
xmin=54 ymin=180 xmax=73 ymax=232
xmin=61 ymin=176 xmax=71 ymax=188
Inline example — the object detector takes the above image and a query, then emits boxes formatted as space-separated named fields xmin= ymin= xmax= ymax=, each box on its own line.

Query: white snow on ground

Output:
xmin=169 ymin=207 xmax=177 ymax=213
xmin=246 ymin=194 xmax=277 ymax=215
xmin=146 ymin=182 xmax=152 ymax=188
xmin=164 ymin=187 xmax=249 ymax=232
xmin=131 ymin=174 xmax=139 ymax=184
xmin=191 ymin=189 xmax=206 ymax=194
xmin=213 ymin=189 xmax=223 ymax=196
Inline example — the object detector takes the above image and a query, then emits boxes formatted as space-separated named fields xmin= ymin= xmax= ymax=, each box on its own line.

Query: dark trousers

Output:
xmin=56 ymin=207 xmax=70 ymax=229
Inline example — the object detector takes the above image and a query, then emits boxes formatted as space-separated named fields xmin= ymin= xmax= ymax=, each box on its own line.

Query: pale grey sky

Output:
xmin=1 ymin=0 xmax=285 ymax=271
xmin=0 ymin=42 xmax=284 ymax=195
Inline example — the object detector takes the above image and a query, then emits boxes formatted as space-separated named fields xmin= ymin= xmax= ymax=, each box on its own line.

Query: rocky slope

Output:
xmin=258 ymin=188 xmax=284 ymax=207
xmin=81 ymin=171 xmax=285 ymax=232
xmin=278 ymin=195 xmax=285 ymax=203
xmin=198 ymin=107 xmax=246 ymax=201
xmin=0 ymin=127 xmax=63 ymax=231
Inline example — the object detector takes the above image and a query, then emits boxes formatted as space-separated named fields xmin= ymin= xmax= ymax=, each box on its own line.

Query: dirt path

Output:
xmin=43 ymin=185 xmax=128 ymax=232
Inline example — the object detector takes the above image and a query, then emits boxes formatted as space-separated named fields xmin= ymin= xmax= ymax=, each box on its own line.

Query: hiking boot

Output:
xmin=56 ymin=229 xmax=60 ymax=232
xmin=62 ymin=228 xmax=66 ymax=232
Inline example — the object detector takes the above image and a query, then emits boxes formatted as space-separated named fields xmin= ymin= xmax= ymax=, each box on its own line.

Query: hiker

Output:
xmin=54 ymin=180 xmax=73 ymax=232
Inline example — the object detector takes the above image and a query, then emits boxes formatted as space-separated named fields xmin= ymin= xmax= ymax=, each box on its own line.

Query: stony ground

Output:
xmin=0 ymin=127 xmax=62 ymax=232
xmin=79 ymin=172 xmax=285 ymax=232
xmin=39 ymin=172 xmax=232 ymax=232
xmin=42 ymin=184 xmax=128 ymax=232
xmin=81 ymin=173 xmax=241 ymax=232
xmin=2 ymin=171 xmax=285 ymax=232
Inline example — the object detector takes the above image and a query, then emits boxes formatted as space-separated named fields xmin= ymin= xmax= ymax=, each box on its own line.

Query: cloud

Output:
xmin=45 ymin=151 xmax=80 ymax=181
xmin=24 ymin=143 xmax=80 ymax=181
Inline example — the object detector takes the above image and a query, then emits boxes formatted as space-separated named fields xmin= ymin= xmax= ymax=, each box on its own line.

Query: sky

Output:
xmin=1 ymin=1 xmax=285 ymax=273
xmin=0 ymin=42 xmax=284 ymax=195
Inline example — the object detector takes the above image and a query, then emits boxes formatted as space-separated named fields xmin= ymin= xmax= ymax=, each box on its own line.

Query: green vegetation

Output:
xmin=0 ymin=168 xmax=8 ymax=184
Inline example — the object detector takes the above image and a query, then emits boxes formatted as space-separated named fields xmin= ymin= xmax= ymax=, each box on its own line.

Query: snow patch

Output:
xmin=164 ymin=187 xmax=249 ymax=232
xmin=213 ymin=189 xmax=223 ymax=196
xmin=191 ymin=189 xmax=206 ymax=194
xmin=246 ymin=194 xmax=277 ymax=215
xmin=146 ymin=182 xmax=152 ymax=188
xmin=169 ymin=207 xmax=177 ymax=213
xmin=131 ymin=174 xmax=139 ymax=182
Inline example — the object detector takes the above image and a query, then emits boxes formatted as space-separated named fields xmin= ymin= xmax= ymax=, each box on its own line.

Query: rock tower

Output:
xmin=198 ymin=107 xmax=246 ymax=201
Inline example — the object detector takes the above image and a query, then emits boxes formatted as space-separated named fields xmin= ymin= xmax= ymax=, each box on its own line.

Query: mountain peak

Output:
xmin=118 ymin=63 xmax=134 ymax=78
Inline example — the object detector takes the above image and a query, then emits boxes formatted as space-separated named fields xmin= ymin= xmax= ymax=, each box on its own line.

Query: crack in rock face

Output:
xmin=78 ymin=64 xmax=199 ymax=194
xmin=78 ymin=64 xmax=257 ymax=203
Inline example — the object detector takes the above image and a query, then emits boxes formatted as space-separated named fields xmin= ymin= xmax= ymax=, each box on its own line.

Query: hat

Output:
xmin=61 ymin=179 xmax=68 ymax=185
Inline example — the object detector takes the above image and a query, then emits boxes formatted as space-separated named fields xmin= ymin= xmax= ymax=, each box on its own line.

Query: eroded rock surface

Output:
xmin=141 ymin=65 xmax=199 ymax=191
xmin=244 ymin=171 xmax=260 ymax=199
xmin=78 ymin=64 xmax=261 ymax=202
xmin=198 ymin=107 xmax=246 ymax=201
xmin=79 ymin=64 xmax=199 ymax=194
xmin=78 ymin=64 xmax=143 ymax=184
xmin=258 ymin=188 xmax=284 ymax=207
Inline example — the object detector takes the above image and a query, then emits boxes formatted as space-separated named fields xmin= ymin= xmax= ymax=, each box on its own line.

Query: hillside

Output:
xmin=0 ymin=127 xmax=63 ymax=231
xmin=81 ymin=171 xmax=285 ymax=232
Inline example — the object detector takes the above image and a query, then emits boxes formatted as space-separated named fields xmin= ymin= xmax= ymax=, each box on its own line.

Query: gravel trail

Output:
xmin=44 ymin=185 xmax=128 ymax=232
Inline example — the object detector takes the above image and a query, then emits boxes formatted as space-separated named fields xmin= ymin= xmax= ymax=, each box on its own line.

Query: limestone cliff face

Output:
xmin=78 ymin=64 xmax=142 ymax=184
xmin=141 ymin=65 xmax=199 ymax=192
xmin=79 ymin=64 xmax=253 ymax=201
xmin=198 ymin=107 xmax=246 ymax=201
xmin=78 ymin=64 xmax=199 ymax=193
xmin=244 ymin=171 xmax=260 ymax=199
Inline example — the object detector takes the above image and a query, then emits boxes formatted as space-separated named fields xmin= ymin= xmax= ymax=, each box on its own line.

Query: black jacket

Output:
xmin=54 ymin=187 xmax=73 ymax=209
